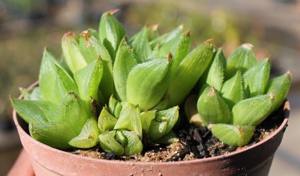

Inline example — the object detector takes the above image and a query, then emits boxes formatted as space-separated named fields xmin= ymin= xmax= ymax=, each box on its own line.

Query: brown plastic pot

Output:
xmin=12 ymin=84 xmax=290 ymax=176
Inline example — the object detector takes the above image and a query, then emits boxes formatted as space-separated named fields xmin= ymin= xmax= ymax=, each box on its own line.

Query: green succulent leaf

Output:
xmin=206 ymin=48 xmax=226 ymax=91
xmin=150 ymin=25 xmax=183 ymax=49
xmin=114 ymin=102 xmax=142 ymax=137
xmin=74 ymin=59 xmax=103 ymax=102
xmin=210 ymin=124 xmax=255 ymax=147
xmin=172 ymin=31 xmax=191 ymax=63
xmin=108 ymin=96 xmax=122 ymax=117
xmin=156 ymin=106 xmax=179 ymax=134
xmin=12 ymin=93 xmax=90 ymax=149
xmin=99 ymin=60 xmax=114 ymax=103
xmin=98 ymin=106 xmax=118 ymax=133
xmin=99 ymin=10 xmax=125 ymax=58
xmin=184 ymin=95 xmax=206 ymax=127
xmin=127 ymin=59 xmax=170 ymax=110
xmin=155 ymin=26 xmax=184 ymax=58
xmin=78 ymin=30 xmax=99 ymax=63
xmin=39 ymin=49 xmax=77 ymax=104
xmin=69 ymin=118 xmax=100 ymax=148
xmin=226 ymin=43 xmax=257 ymax=76
xmin=233 ymin=95 xmax=273 ymax=126
xmin=99 ymin=130 xmax=142 ymax=156
xmin=115 ymin=130 xmax=128 ymax=146
xmin=140 ymin=110 xmax=156 ymax=134
xmin=113 ymin=39 xmax=137 ymax=101
xmin=158 ymin=41 xmax=214 ymax=109
xmin=197 ymin=86 xmax=232 ymax=124
xmin=243 ymin=59 xmax=270 ymax=96
xmin=11 ymin=99 xmax=57 ymax=124
xmin=61 ymin=32 xmax=87 ymax=73
xmin=99 ymin=131 xmax=124 ymax=155
xmin=130 ymin=27 xmax=152 ymax=62
xmin=148 ymin=121 xmax=168 ymax=141
xmin=221 ymin=71 xmax=245 ymax=107
xmin=148 ymin=106 xmax=179 ymax=140
xmin=123 ymin=131 xmax=143 ymax=155
xmin=267 ymin=72 xmax=292 ymax=112
xmin=108 ymin=96 xmax=118 ymax=113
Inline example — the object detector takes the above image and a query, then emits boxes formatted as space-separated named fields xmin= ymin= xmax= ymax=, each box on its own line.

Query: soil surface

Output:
xmin=72 ymin=105 xmax=285 ymax=162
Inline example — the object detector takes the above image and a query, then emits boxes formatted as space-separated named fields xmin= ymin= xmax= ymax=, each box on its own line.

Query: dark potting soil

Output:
xmin=72 ymin=102 xmax=287 ymax=162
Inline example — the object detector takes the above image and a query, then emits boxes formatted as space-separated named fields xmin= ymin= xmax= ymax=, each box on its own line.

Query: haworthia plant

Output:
xmin=195 ymin=44 xmax=291 ymax=147
xmin=12 ymin=10 xmax=291 ymax=156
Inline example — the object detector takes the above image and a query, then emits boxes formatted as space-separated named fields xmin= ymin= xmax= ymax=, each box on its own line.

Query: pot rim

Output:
xmin=12 ymin=82 xmax=290 ymax=166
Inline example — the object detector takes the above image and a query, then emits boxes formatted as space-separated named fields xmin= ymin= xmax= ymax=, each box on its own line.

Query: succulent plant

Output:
xmin=193 ymin=44 xmax=291 ymax=147
xmin=11 ymin=10 xmax=291 ymax=156
xmin=11 ymin=10 xmax=215 ymax=155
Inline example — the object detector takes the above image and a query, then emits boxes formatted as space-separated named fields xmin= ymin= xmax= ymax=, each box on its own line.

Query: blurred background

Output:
xmin=0 ymin=0 xmax=299 ymax=175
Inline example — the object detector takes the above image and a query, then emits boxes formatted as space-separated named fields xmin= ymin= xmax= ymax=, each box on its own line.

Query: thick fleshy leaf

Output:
xmin=82 ymin=28 xmax=114 ymax=103
xmin=148 ymin=121 xmax=168 ymax=141
xmin=61 ymin=32 xmax=87 ymax=73
xmin=74 ymin=59 xmax=103 ymax=102
xmin=158 ymin=41 xmax=214 ymax=109
xmin=130 ymin=27 xmax=152 ymax=62
xmin=210 ymin=124 xmax=255 ymax=147
xmin=127 ymin=59 xmax=169 ymax=110
xmin=184 ymin=95 xmax=206 ymax=127
xmin=39 ymin=50 xmax=77 ymax=104
xmin=115 ymin=130 xmax=128 ymax=146
xmin=150 ymin=25 xmax=183 ymax=49
xmin=123 ymin=131 xmax=143 ymax=155
xmin=98 ymin=107 xmax=117 ymax=133
xmin=59 ymin=93 xmax=91 ymax=133
xmin=99 ymin=60 xmax=114 ymax=103
xmin=99 ymin=131 xmax=124 ymax=155
xmin=226 ymin=43 xmax=257 ymax=76
xmin=172 ymin=31 xmax=191 ymax=63
xmin=113 ymin=103 xmax=122 ymax=117
xmin=108 ymin=96 xmax=122 ymax=117
xmin=69 ymin=118 xmax=100 ymax=148
xmin=221 ymin=71 xmax=245 ymax=107
xmin=78 ymin=30 xmax=99 ymax=63
xmin=233 ymin=95 xmax=273 ymax=126
xmin=156 ymin=106 xmax=179 ymax=134
xmin=206 ymin=48 xmax=226 ymax=91
xmin=12 ymin=93 xmax=90 ymax=149
xmin=113 ymin=39 xmax=137 ymax=100
xmin=155 ymin=26 xmax=184 ymax=58
xmin=98 ymin=10 xmax=125 ymax=58
xmin=168 ymin=32 xmax=191 ymax=86
xmin=197 ymin=86 xmax=232 ymax=124
xmin=267 ymin=72 xmax=292 ymax=112
xmin=114 ymin=102 xmax=142 ymax=137
xmin=78 ymin=30 xmax=113 ymax=63
xmin=11 ymin=99 xmax=57 ymax=124
xmin=148 ymin=106 xmax=179 ymax=140
xmin=140 ymin=110 xmax=156 ymax=133
xmin=243 ymin=59 xmax=270 ymax=96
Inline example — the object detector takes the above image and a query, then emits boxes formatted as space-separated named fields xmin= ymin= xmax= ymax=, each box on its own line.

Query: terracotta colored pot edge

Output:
xmin=13 ymin=97 xmax=290 ymax=167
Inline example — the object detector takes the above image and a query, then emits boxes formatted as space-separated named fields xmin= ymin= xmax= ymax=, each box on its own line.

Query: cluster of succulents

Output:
xmin=12 ymin=10 xmax=291 ymax=156
xmin=188 ymin=44 xmax=291 ymax=146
